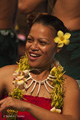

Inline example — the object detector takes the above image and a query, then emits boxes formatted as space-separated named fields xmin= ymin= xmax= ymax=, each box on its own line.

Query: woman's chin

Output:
xmin=29 ymin=62 xmax=39 ymax=68
xmin=29 ymin=63 xmax=42 ymax=69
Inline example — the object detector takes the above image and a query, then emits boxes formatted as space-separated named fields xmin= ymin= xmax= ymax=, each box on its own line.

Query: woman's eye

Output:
xmin=27 ymin=38 xmax=33 ymax=42
xmin=39 ymin=41 xmax=47 ymax=45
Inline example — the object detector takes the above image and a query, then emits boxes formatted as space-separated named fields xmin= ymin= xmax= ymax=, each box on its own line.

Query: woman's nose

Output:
xmin=31 ymin=41 xmax=39 ymax=50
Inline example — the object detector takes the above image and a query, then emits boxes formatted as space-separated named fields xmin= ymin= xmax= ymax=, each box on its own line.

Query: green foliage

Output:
xmin=50 ymin=65 xmax=65 ymax=109
xmin=17 ymin=53 xmax=30 ymax=71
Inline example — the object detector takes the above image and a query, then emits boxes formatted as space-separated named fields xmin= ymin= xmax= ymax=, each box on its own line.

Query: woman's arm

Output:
xmin=0 ymin=76 xmax=79 ymax=120
xmin=0 ymin=67 xmax=7 ymax=99
xmin=0 ymin=65 xmax=17 ymax=99
xmin=18 ymin=0 xmax=46 ymax=14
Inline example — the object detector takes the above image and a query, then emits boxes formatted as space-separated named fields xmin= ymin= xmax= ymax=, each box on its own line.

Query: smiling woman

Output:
xmin=0 ymin=14 xmax=80 ymax=120
xmin=26 ymin=23 xmax=57 ymax=68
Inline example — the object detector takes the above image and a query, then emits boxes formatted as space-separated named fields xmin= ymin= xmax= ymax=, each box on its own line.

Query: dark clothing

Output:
xmin=0 ymin=30 xmax=18 ymax=67
xmin=55 ymin=30 xmax=80 ymax=79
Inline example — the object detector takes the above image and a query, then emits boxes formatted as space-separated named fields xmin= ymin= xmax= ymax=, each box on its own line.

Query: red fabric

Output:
xmin=0 ymin=95 xmax=52 ymax=120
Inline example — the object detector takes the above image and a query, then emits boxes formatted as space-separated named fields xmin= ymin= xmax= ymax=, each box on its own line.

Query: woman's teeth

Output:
xmin=30 ymin=54 xmax=39 ymax=57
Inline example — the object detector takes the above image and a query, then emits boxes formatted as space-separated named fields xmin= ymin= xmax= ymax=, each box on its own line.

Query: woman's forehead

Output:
xmin=30 ymin=23 xmax=56 ymax=37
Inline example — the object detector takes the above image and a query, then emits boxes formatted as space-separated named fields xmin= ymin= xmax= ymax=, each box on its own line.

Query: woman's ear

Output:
xmin=56 ymin=47 xmax=62 ymax=53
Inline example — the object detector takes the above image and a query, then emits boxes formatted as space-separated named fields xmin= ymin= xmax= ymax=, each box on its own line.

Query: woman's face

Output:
xmin=26 ymin=23 xmax=57 ymax=69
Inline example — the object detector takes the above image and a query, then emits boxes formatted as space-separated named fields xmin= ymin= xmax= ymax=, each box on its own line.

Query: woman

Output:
xmin=0 ymin=14 xmax=79 ymax=120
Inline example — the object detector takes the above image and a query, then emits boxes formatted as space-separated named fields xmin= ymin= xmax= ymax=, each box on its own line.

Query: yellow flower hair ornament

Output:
xmin=54 ymin=30 xmax=71 ymax=48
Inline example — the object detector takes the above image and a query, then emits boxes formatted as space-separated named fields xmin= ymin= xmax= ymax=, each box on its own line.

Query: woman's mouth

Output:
xmin=28 ymin=52 xmax=41 ymax=60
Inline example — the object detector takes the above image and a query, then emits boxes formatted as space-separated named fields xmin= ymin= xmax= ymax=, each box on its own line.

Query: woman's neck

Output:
xmin=30 ymin=67 xmax=50 ymax=81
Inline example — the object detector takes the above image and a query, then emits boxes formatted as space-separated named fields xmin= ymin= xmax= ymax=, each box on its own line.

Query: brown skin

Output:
xmin=18 ymin=0 xmax=46 ymax=14
xmin=0 ymin=0 xmax=18 ymax=29
xmin=0 ymin=24 xmax=80 ymax=120
xmin=26 ymin=23 xmax=57 ymax=69
xmin=0 ymin=66 xmax=79 ymax=120
xmin=18 ymin=0 xmax=80 ymax=30
xmin=53 ymin=0 xmax=80 ymax=30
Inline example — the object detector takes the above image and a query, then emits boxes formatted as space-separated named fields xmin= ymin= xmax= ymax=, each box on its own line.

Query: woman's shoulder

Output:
xmin=0 ymin=64 xmax=18 ymax=81
xmin=0 ymin=64 xmax=18 ymax=74
xmin=63 ymin=74 xmax=79 ymax=92
xmin=0 ymin=65 xmax=18 ymax=95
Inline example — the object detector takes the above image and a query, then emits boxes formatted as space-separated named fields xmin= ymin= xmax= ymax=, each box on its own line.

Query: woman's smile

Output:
xmin=26 ymin=23 xmax=57 ymax=68
xmin=28 ymin=51 xmax=41 ymax=61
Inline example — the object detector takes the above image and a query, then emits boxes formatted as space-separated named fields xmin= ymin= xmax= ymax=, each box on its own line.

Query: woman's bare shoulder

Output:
xmin=0 ymin=65 xmax=18 ymax=94
xmin=63 ymin=74 xmax=79 ymax=92
xmin=62 ymin=76 xmax=80 ymax=119
xmin=0 ymin=65 xmax=18 ymax=80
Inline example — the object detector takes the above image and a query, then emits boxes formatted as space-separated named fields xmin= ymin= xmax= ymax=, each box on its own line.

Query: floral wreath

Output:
xmin=5 ymin=30 xmax=71 ymax=120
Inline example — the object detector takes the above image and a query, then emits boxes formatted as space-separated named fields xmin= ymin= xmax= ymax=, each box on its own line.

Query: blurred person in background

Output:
xmin=0 ymin=0 xmax=18 ymax=67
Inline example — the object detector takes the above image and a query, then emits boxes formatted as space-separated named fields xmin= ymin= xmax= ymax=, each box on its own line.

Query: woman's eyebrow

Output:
xmin=28 ymin=35 xmax=49 ymax=40
xmin=39 ymin=38 xmax=50 ymax=42
xmin=27 ymin=35 xmax=33 ymax=39
xmin=39 ymin=38 xmax=50 ymax=44
xmin=27 ymin=35 xmax=32 ymax=37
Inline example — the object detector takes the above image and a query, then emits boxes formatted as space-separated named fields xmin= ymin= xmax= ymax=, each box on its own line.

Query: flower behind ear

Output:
xmin=54 ymin=30 xmax=71 ymax=48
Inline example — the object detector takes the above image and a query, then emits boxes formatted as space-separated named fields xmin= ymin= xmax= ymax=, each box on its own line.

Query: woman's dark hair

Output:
xmin=32 ymin=14 xmax=69 ymax=34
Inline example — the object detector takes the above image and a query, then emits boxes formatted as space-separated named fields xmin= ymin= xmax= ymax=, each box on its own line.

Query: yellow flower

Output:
xmin=50 ymin=66 xmax=56 ymax=75
xmin=54 ymin=30 xmax=71 ymax=48
xmin=17 ymin=53 xmax=30 ymax=71
xmin=7 ymin=88 xmax=24 ymax=120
